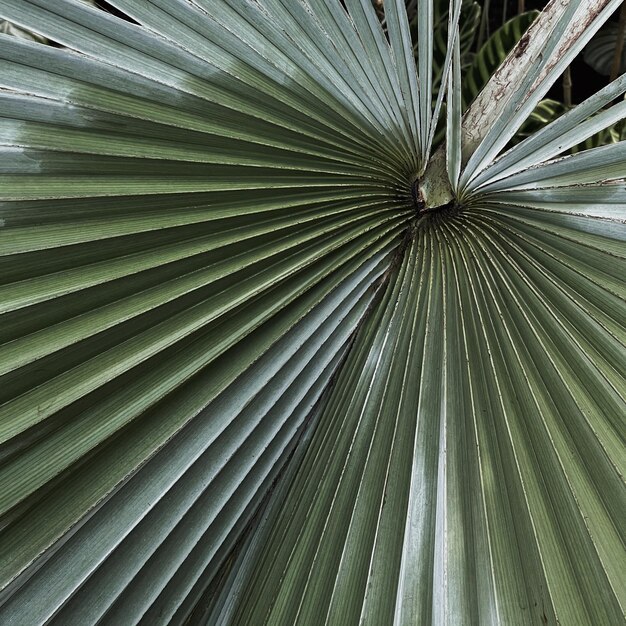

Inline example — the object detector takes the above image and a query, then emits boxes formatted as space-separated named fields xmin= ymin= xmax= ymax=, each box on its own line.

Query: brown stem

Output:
xmin=563 ymin=65 xmax=573 ymax=106
xmin=518 ymin=0 xmax=526 ymax=14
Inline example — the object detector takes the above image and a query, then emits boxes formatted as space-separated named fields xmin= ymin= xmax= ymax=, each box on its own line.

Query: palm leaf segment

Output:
xmin=0 ymin=1 xmax=624 ymax=624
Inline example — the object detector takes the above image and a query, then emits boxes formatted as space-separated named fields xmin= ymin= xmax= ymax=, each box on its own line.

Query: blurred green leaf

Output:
xmin=584 ymin=20 xmax=626 ymax=75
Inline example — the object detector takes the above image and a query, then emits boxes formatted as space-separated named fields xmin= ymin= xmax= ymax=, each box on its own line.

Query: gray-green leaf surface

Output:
xmin=0 ymin=1 xmax=623 ymax=625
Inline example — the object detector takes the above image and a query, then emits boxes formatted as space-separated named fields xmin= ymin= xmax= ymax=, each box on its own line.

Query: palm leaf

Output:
xmin=0 ymin=0 xmax=624 ymax=624
xmin=417 ymin=0 xmax=481 ymax=96
xmin=514 ymin=98 xmax=568 ymax=144
xmin=216 ymin=205 xmax=625 ymax=625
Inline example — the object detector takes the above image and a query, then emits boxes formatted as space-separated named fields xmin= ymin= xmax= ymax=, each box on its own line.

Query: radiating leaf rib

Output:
xmin=357 ymin=243 xmax=429 ymax=625
xmin=476 ymin=141 xmax=626 ymax=192
xmin=415 ymin=0 xmax=434 ymax=155
xmin=343 ymin=0 xmax=417 ymax=169
xmin=109 ymin=0 xmax=396 ymax=151
xmin=444 ymin=225 xmax=513 ymax=625
xmin=0 ymin=4 xmax=420 ymax=611
xmin=453 ymin=213 xmax=625 ymax=622
xmin=0 ymin=216 xmax=404 ymax=447
xmin=0 ymin=105 xmax=389 ymax=181
xmin=0 ymin=0 xmax=389 ymax=162
xmin=0 ymin=193 xmax=397 ymax=258
xmin=0 ymin=0 xmax=624 ymax=623
xmin=383 ymin=0 xmax=422 ymax=164
xmin=245 ymin=0 xmax=395 ymax=131
xmin=460 ymin=0 xmax=624 ymax=190
xmin=467 ymin=220 xmax=625 ymax=623
xmin=219 ymin=208 xmax=625 ymax=625
xmin=474 ymin=214 xmax=625 ymax=411
xmin=428 ymin=0 xmax=463 ymax=160
xmin=0 ymin=233 xmax=399 ymax=586
xmin=446 ymin=32 xmax=462 ymax=190
xmin=0 ymin=88 xmax=372 ymax=164
xmin=0 ymin=252 xmax=383 ymax=625
xmin=303 ymin=0 xmax=415 ymax=163
xmin=479 ymin=184 xmax=626 ymax=221
xmin=0 ymin=208 xmax=405 ymax=377
xmin=0 ymin=38 xmax=393 ymax=169
xmin=468 ymin=73 xmax=626 ymax=190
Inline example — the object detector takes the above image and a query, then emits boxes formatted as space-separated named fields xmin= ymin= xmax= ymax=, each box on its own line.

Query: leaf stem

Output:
xmin=563 ymin=65 xmax=573 ymax=106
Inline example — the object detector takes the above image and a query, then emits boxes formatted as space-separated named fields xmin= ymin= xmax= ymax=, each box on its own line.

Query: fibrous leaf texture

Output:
xmin=0 ymin=1 xmax=624 ymax=625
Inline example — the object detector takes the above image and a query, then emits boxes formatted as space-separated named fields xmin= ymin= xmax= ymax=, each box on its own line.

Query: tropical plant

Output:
xmin=411 ymin=0 xmax=481 ymax=94
xmin=0 ymin=0 xmax=624 ymax=625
